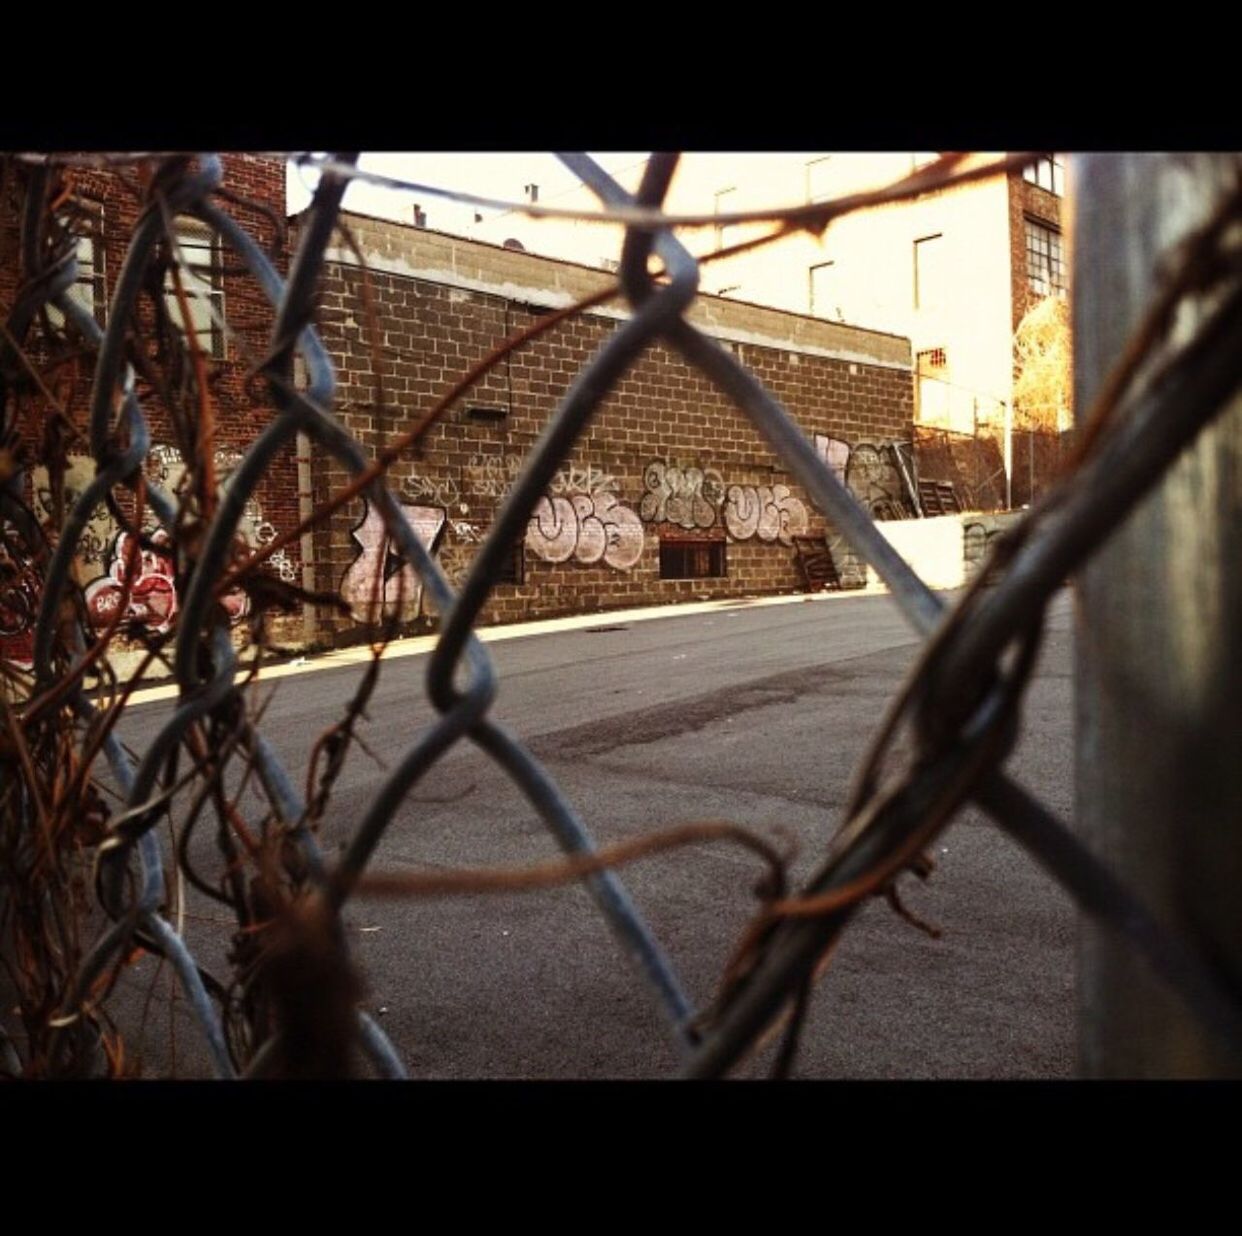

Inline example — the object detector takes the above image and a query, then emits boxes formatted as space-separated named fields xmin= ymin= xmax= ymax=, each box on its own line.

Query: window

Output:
xmin=660 ymin=539 xmax=726 ymax=580
xmin=46 ymin=199 xmax=106 ymax=331
xmin=1025 ymin=218 xmax=1066 ymax=298
xmin=805 ymin=157 xmax=834 ymax=204
xmin=164 ymin=216 xmax=225 ymax=359
xmin=714 ymin=187 xmax=740 ymax=250
xmin=809 ymin=260 xmax=839 ymax=319
xmin=916 ymin=347 xmax=950 ymax=422
xmin=1024 ymin=155 xmax=1065 ymax=197
xmin=913 ymin=233 xmax=944 ymax=311
xmin=911 ymin=151 xmax=940 ymax=172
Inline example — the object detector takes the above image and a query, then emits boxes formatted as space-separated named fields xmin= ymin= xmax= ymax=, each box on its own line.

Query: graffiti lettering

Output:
xmin=81 ymin=528 xmax=250 ymax=635
xmin=549 ymin=462 xmax=617 ymax=497
xmin=813 ymin=434 xmax=915 ymax=521
xmin=35 ymin=464 xmax=114 ymax=568
xmin=267 ymin=548 xmax=297 ymax=584
xmin=464 ymin=452 xmax=522 ymax=499
xmin=963 ymin=519 xmax=1004 ymax=579
xmin=815 ymin=435 xmax=851 ymax=486
xmin=435 ymin=541 xmax=476 ymax=591
xmin=847 ymin=443 xmax=909 ymax=520
xmin=340 ymin=500 xmax=447 ymax=620
xmin=450 ymin=520 xmax=483 ymax=543
xmin=639 ymin=460 xmax=724 ymax=529
xmin=401 ymin=472 xmax=460 ymax=509
xmin=526 ymin=490 xmax=643 ymax=570
xmin=722 ymin=484 xmax=808 ymax=545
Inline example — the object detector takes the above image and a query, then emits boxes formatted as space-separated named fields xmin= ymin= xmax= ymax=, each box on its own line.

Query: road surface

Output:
xmin=114 ymin=587 xmax=1078 ymax=1078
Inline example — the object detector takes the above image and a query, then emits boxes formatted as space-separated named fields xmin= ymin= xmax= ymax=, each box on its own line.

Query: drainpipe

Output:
xmin=293 ymin=354 xmax=317 ymax=647
xmin=296 ymin=431 xmax=317 ymax=648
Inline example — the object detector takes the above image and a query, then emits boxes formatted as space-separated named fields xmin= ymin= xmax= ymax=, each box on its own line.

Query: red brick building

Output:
xmin=0 ymin=154 xmax=298 ymax=669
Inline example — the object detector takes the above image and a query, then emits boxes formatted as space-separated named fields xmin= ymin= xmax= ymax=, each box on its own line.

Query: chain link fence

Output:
xmin=2 ymin=150 xmax=1241 ymax=1078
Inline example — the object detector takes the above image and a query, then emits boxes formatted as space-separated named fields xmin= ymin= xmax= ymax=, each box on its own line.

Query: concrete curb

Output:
xmin=123 ymin=583 xmax=900 ymax=707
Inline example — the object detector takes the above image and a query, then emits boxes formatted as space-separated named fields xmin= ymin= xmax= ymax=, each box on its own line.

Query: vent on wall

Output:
xmin=466 ymin=405 xmax=508 ymax=423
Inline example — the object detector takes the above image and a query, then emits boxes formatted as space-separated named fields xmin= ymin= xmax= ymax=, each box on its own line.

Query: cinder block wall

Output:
xmin=962 ymin=509 xmax=1025 ymax=580
xmin=299 ymin=210 xmax=916 ymax=642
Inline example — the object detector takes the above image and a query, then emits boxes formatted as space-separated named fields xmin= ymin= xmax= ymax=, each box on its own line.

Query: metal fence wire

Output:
xmin=2 ymin=150 xmax=1242 ymax=1078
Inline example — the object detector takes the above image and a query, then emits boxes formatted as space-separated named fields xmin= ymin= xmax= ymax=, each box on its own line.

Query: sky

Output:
xmin=285 ymin=152 xmax=651 ymax=238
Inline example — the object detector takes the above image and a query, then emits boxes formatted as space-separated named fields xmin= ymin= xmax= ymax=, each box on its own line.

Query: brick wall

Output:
xmin=1008 ymin=170 xmax=1065 ymax=330
xmin=297 ymin=210 xmax=915 ymax=644
xmin=0 ymin=154 xmax=299 ymax=668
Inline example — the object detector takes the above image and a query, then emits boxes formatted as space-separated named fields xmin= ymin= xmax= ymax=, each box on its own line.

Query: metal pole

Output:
xmin=1074 ymin=152 xmax=1242 ymax=1077
xmin=1002 ymin=400 xmax=1012 ymax=509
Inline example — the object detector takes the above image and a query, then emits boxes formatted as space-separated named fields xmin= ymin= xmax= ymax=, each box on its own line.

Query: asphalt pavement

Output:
xmin=112 ymin=586 xmax=1078 ymax=1079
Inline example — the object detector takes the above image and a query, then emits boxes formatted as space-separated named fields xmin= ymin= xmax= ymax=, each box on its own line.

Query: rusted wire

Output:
xmin=3 ymin=148 xmax=1242 ymax=1080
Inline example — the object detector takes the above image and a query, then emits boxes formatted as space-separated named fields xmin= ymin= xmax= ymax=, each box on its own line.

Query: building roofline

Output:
xmin=288 ymin=204 xmax=913 ymax=354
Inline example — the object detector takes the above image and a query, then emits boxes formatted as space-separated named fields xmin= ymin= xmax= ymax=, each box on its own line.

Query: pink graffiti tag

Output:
xmin=526 ymin=490 xmax=643 ymax=570
xmin=722 ymin=484 xmax=809 ymax=545
xmin=340 ymin=500 xmax=447 ymax=620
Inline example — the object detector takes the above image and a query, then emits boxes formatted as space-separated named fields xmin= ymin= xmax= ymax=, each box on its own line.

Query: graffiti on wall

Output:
xmin=27 ymin=447 xmax=274 ymax=640
xmin=638 ymin=456 xmax=810 ymax=547
xmin=83 ymin=529 xmax=178 ymax=635
xmin=147 ymin=444 xmax=296 ymax=581
xmin=402 ymin=471 xmax=461 ymax=510
xmin=0 ymin=522 xmax=39 ymax=670
xmin=435 ymin=541 xmax=475 ymax=592
xmin=639 ymin=461 xmax=725 ymax=529
xmin=34 ymin=461 xmax=115 ymax=572
xmin=963 ymin=518 xmax=1008 ymax=582
xmin=464 ymin=452 xmax=522 ymax=500
xmin=340 ymin=499 xmax=448 ymax=620
xmin=816 ymin=435 xmax=851 ymax=487
xmin=549 ymin=463 xmax=617 ymax=498
xmin=79 ymin=528 xmax=252 ymax=635
xmin=721 ymin=484 xmax=809 ymax=546
xmin=525 ymin=465 xmax=643 ymax=571
xmin=813 ymin=434 xmax=914 ymax=520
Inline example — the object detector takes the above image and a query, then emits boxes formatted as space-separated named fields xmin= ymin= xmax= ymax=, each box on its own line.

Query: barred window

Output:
xmin=165 ymin=217 xmax=225 ymax=359
xmin=46 ymin=199 xmax=106 ymax=331
xmin=660 ymin=539 xmax=726 ymax=580
xmin=1025 ymin=218 xmax=1066 ymax=298
xmin=916 ymin=347 xmax=950 ymax=422
xmin=1024 ymin=155 xmax=1065 ymax=197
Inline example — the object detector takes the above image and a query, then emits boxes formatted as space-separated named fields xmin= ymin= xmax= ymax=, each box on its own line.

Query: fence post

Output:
xmin=1074 ymin=153 xmax=1242 ymax=1077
